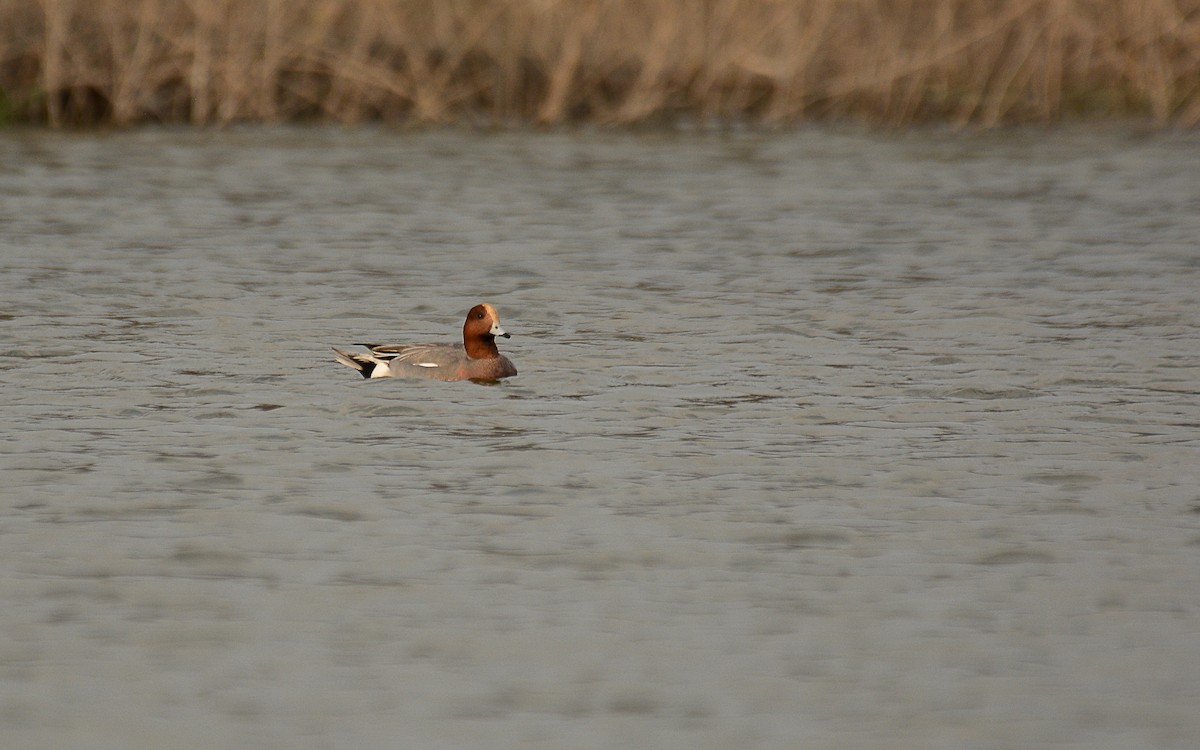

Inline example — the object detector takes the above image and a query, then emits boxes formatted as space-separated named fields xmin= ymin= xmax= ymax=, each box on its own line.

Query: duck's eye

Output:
xmin=476 ymin=312 xmax=485 ymax=319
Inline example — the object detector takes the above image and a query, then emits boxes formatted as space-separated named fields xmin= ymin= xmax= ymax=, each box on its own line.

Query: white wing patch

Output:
xmin=415 ymin=362 xmax=439 ymax=368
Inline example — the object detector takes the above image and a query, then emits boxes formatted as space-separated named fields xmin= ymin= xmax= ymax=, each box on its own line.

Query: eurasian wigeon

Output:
xmin=333 ymin=303 xmax=518 ymax=382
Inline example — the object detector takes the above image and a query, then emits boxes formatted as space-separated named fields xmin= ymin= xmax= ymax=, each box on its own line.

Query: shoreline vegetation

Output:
xmin=2 ymin=0 xmax=1198 ymax=128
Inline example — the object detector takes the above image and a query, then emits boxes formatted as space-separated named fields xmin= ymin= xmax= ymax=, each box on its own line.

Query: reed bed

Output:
xmin=2 ymin=0 xmax=1199 ymax=127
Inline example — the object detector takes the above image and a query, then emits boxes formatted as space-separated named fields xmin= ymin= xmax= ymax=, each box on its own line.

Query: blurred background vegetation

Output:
xmin=2 ymin=0 xmax=1198 ymax=127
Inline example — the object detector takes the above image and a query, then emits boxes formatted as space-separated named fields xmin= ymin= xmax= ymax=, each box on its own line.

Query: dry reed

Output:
xmin=2 ymin=0 xmax=1198 ymax=127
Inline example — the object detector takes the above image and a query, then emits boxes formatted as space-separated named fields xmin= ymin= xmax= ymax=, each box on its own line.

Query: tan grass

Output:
xmin=1 ymin=0 xmax=1198 ymax=127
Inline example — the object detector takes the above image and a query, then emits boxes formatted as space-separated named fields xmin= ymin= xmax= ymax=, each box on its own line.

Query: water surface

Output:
xmin=2 ymin=126 xmax=1199 ymax=749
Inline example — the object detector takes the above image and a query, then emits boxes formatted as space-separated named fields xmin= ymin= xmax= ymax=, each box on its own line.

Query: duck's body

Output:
xmin=333 ymin=303 xmax=517 ymax=382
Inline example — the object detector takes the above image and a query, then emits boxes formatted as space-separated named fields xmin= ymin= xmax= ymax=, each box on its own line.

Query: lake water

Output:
xmin=2 ymin=125 xmax=1199 ymax=749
